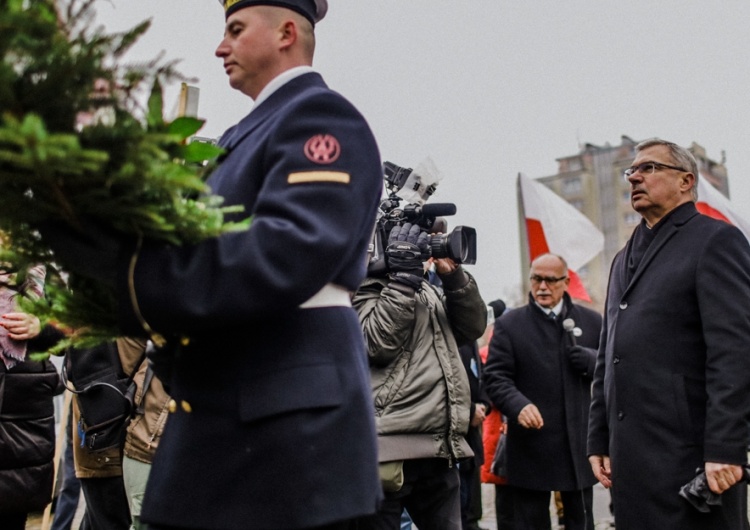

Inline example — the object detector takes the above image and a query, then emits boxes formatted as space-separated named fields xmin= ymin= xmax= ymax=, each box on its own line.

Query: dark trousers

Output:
xmin=0 ymin=512 xmax=27 ymax=530
xmin=79 ymin=475 xmax=131 ymax=530
xmin=150 ymin=520 xmax=360 ymax=530
xmin=458 ymin=461 xmax=483 ymax=529
xmin=51 ymin=415 xmax=82 ymax=530
xmin=512 ymin=486 xmax=593 ymax=530
xmin=359 ymin=458 xmax=462 ymax=530
xmin=494 ymin=484 xmax=514 ymax=530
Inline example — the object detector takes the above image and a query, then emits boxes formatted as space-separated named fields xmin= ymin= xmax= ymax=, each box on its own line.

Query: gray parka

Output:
xmin=353 ymin=267 xmax=487 ymax=463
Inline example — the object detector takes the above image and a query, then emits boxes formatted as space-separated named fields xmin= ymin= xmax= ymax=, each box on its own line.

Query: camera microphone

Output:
xmin=562 ymin=318 xmax=577 ymax=347
xmin=421 ymin=203 xmax=457 ymax=217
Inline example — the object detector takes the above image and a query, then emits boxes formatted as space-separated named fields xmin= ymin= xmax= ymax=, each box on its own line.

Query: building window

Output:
xmin=562 ymin=177 xmax=582 ymax=195
xmin=567 ymin=158 xmax=582 ymax=172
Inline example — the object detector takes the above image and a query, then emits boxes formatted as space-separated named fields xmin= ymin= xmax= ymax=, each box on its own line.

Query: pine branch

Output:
xmin=0 ymin=0 xmax=249 ymax=355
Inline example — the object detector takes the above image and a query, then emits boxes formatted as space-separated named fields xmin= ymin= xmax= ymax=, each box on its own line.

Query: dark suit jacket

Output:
xmin=588 ymin=202 xmax=750 ymax=529
xmin=484 ymin=293 xmax=601 ymax=492
xmin=118 ymin=72 xmax=383 ymax=529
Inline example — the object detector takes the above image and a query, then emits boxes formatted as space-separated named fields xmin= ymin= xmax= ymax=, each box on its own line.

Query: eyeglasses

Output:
xmin=623 ymin=161 xmax=687 ymax=180
xmin=530 ymin=275 xmax=567 ymax=285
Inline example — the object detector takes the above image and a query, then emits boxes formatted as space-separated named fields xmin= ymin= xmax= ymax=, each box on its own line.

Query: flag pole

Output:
xmin=517 ymin=173 xmax=530 ymax=300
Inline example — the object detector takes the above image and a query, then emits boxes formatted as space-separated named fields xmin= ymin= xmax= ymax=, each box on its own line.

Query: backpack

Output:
xmin=62 ymin=341 xmax=145 ymax=453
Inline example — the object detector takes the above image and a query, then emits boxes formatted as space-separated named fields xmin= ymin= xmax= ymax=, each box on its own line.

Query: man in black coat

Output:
xmin=484 ymin=253 xmax=601 ymax=530
xmin=588 ymin=138 xmax=750 ymax=529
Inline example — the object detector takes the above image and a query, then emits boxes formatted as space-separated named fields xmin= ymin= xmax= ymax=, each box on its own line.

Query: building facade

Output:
xmin=535 ymin=135 xmax=729 ymax=310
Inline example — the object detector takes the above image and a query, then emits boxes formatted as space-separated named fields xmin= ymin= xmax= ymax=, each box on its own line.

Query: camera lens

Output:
xmin=428 ymin=226 xmax=476 ymax=265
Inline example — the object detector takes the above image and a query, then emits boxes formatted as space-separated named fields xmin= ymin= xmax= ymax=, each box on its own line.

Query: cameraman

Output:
xmin=353 ymin=222 xmax=487 ymax=530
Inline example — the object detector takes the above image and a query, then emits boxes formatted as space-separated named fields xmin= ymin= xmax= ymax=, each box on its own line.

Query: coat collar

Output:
xmin=527 ymin=291 xmax=574 ymax=321
xmin=619 ymin=201 xmax=699 ymax=294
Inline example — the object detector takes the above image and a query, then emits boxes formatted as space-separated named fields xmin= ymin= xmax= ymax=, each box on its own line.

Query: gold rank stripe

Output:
xmin=288 ymin=171 xmax=351 ymax=184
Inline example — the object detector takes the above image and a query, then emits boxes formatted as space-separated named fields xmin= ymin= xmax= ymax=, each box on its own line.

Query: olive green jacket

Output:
xmin=353 ymin=267 xmax=487 ymax=463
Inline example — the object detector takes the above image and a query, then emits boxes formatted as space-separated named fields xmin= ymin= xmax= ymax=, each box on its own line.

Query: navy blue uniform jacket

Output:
xmin=588 ymin=202 xmax=750 ymax=529
xmin=117 ymin=72 xmax=383 ymax=529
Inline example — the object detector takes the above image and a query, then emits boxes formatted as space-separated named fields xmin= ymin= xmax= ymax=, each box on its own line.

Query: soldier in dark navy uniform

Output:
xmin=42 ymin=1 xmax=384 ymax=528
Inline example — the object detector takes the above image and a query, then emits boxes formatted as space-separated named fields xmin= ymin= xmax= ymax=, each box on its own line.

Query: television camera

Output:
xmin=367 ymin=161 xmax=477 ymax=276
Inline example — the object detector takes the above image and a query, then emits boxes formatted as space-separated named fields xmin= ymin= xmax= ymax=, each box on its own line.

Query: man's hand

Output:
xmin=471 ymin=403 xmax=487 ymax=427
xmin=589 ymin=454 xmax=612 ymax=488
xmin=517 ymin=403 xmax=543 ymax=429
xmin=705 ymin=462 xmax=743 ymax=494
xmin=385 ymin=223 xmax=429 ymax=290
xmin=433 ymin=257 xmax=458 ymax=276
xmin=566 ymin=345 xmax=590 ymax=374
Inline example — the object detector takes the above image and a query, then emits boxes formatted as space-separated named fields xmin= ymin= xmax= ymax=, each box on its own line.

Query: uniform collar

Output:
xmin=251 ymin=66 xmax=316 ymax=112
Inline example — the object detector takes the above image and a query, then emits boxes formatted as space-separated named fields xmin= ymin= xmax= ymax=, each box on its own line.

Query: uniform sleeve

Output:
xmin=697 ymin=225 xmax=750 ymax=463
xmin=483 ymin=317 xmax=532 ymax=421
xmin=118 ymin=91 xmax=382 ymax=335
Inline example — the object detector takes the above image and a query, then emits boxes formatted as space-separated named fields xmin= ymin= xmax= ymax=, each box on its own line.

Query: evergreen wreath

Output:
xmin=0 ymin=0 xmax=248 ymax=355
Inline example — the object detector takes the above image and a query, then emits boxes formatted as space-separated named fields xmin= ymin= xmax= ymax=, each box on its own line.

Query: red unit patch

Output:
xmin=304 ymin=134 xmax=341 ymax=164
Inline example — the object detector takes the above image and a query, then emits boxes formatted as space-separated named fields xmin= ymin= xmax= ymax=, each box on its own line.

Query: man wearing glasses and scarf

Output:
xmin=588 ymin=138 xmax=750 ymax=529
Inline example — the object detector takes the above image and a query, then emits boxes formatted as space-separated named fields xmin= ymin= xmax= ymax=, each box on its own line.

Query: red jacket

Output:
xmin=479 ymin=341 xmax=507 ymax=485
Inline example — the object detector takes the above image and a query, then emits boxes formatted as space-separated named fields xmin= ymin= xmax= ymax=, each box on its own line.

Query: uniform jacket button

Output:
xmin=181 ymin=400 xmax=193 ymax=413
xmin=619 ymin=301 xmax=628 ymax=310
xmin=168 ymin=399 xmax=177 ymax=413
xmin=613 ymin=356 xmax=620 ymax=364
xmin=617 ymin=411 xmax=624 ymax=420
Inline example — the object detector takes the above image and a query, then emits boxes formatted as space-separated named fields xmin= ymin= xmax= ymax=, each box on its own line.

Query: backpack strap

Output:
xmin=61 ymin=347 xmax=146 ymax=397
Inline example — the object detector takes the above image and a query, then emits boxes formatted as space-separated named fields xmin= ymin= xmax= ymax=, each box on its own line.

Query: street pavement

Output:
xmin=477 ymin=483 xmax=616 ymax=530
xmin=27 ymin=486 xmax=614 ymax=529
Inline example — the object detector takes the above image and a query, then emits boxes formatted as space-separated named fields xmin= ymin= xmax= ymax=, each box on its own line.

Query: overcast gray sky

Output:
xmin=94 ymin=1 xmax=750 ymax=303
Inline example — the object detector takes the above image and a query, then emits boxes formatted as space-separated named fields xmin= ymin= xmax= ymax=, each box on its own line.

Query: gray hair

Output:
xmin=635 ymin=138 xmax=699 ymax=201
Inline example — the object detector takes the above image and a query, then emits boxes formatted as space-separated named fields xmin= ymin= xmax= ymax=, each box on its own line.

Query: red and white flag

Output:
xmin=518 ymin=173 xmax=604 ymax=302
xmin=696 ymin=177 xmax=750 ymax=242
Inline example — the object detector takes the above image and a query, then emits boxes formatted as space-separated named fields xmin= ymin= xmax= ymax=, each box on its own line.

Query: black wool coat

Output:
xmin=588 ymin=202 xmax=750 ymax=530
xmin=484 ymin=292 xmax=601 ymax=491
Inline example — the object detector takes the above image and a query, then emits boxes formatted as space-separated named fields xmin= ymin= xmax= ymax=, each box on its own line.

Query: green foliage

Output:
xmin=0 ymin=0 xmax=249 ymax=355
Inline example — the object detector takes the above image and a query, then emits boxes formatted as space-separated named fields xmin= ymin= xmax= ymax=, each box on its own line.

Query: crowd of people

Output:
xmin=1 ymin=1 xmax=750 ymax=530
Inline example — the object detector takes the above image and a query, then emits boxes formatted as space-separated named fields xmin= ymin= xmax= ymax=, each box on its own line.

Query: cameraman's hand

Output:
xmin=385 ymin=223 xmax=429 ymax=290
xmin=38 ymin=219 xmax=128 ymax=287
xmin=433 ymin=257 xmax=458 ymax=275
